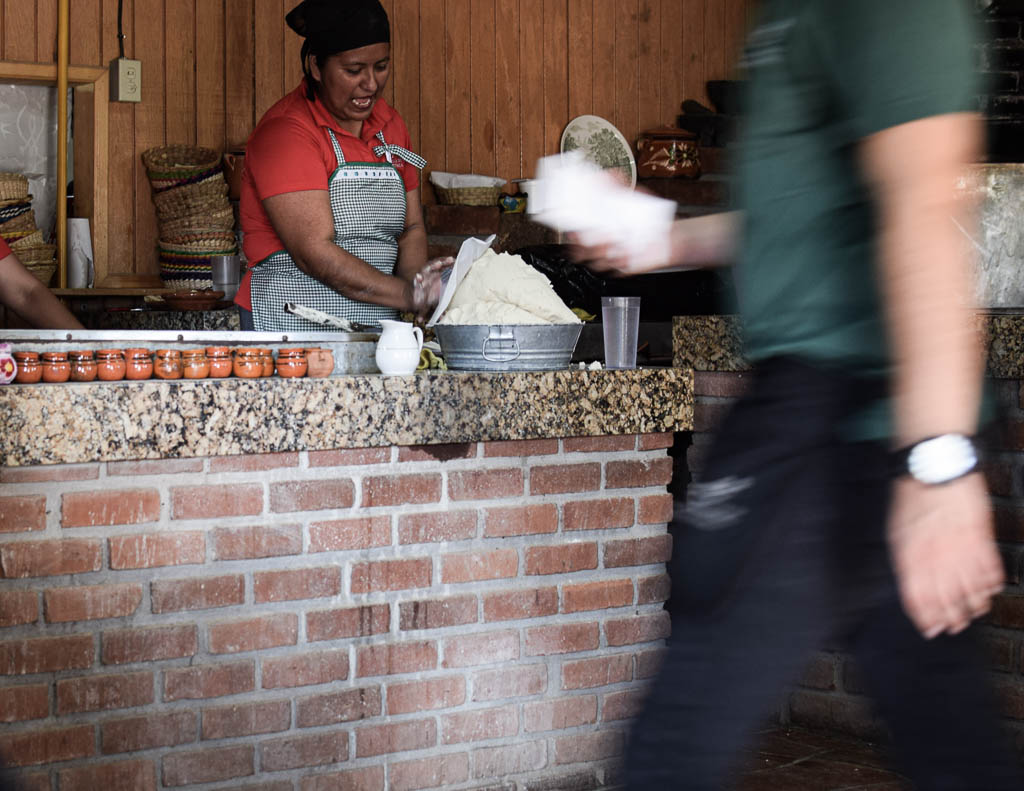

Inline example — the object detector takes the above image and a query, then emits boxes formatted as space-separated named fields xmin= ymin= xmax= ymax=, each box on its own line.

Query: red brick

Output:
xmin=554 ymin=730 xmax=624 ymax=764
xmin=357 ymin=641 xmax=438 ymax=677
xmin=363 ymin=473 xmax=442 ymax=507
xmin=564 ymin=435 xmax=636 ymax=453
xmin=0 ymin=725 xmax=93 ymax=767
xmin=471 ymin=740 xmax=546 ymax=778
xmin=44 ymin=583 xmax=142 ymax=623
xmin=270 ymin=479 xmax=355 ymax=512
xmin=987 ymin=594 xmax=1024 ymax=629
xmin=106 ymin=458 xmax=204 ymax=476
xmin=483 ymin=504 xmax=558 ymax=537
xmin=398 ymin=510 xmax=478 ymax=544
xmin=0 ymin=634 xmax=93 ymax=675
xmin=1 ymin=463 xmax=98 ymax=483
xmin=209 ymin=613 xmax=298 ymax=654
xmin=296 ymin=686 xmax=382 ymax=727
xmin=398 ymin=443 xmax=475 ymax=462
xmin=215 ymin=783 xmax=292 ymax=791
xmin=110 ymin=532 xmax=205 ymax=569
xmin=261 ymin=731 xmax=348 ymax=771
xmin=162 ymin=745 xmax=254 ymax=786
xmin=254 ymin=566 xmax=341 ymax=602
xmin=483 ymin=438 xmax=559 ymax=457
xmin=693 ymin=371 xmax=749 ymax=398
xmin=483 ymin=587 xmax=558 ymax=622
xmin=212 ymin=524 xmax=302 ymax=559
xmin=0 ymin=496 xmax=46 ymax=532
xmin=449 ymin=469 xmax=524 ymax=501
xmin=387 ymin=676 xmax=465 ymax=714
xmin=562 ymin=654 xmax=632 ymax=690
xmin=301 ymin=766 xmax=384 ymax=791
xmin=563 ymin=498 xmax=634 ymax=531
xmin=101 ymin=625 xmax=197 ymax=664
xmin=442 ymin=704 xmax=518 ymax=745
xmin=530 ymin=463 xmax=601 ymax=495
xmin=637 ymin=573 xmax=671 ymax=605
xmin=0 ymin=538 xmax=101 ymax=578
xmin=563 ymin=578 xmax=634 ymax=613
xmin=164 ymin=661 xmax=255 ymax=701
xmin=524 ymin=695 xmax=597 ymax=732
xmin=171 ymin=484 xmax=263 ymax=520
xmin=472 ymin=665 xmax=547 ymax=701
xmin=525 ymin=622 xmax=600 ymax=656
xmin=0 ymin=683 xmax=48 ymax=722
xmin=101 ymin=711 xmax=196 ymax=754
xmin=442 ymin=548 xmax=518 ymax=583
xmin=525 ymin=542 xmax=597 ymax=575
xmin=307 ymin=604 xmax=390 ymax=642
xmin=604 ymin=534 xmax=672 ymax=568
xmin=389 ymin=753 xmax=469 ymax=791
xmin=151 ymin=575 xmax=245 ymax=613
xmin=443 ymin=630 xmax=519 ymax=668
xmin=351 ymin=557 xmax=431 ymax=592
xmin=605 ymin=611 xmax=671 ymax=646
xmin=56 ymin=671 xmax=153 ymax=713
xmin=356 ymin=718 xmax=437 ymax=757
xmin=0 ymin=589 xmax=38 ymax=626
xmin=635 ymin=648 xmax=666 ymax=679
xmin=399 ymin=595 xmax=478 ymax=630
xmin=308 ymin=447 xmax=391 ymax=466
xmin=262 ymin=650 xmax=350 ymax=689
xmin=603 ymin=689 xmax=645 ymax=721
xmin=694 ymin=401 xmax=733 ymax=432
xmin=639 ymin=432 xmax=674 ymax=450
xmin=202 ymin=700 xmax=291 ymax=739
xmin=57 ymin=759 xmax=156 ymax=791
xmin=61 ymin=489 xmax=160 ymax=528
xmin=606 ymin=457 xmax=673 ymax=489
xmin=639 ymin=493 xmax=673 ymax=524
xmin=209 ymin=452 xmax=300 ymax=472
xmin=309 ymin=516 xmax=391 ymax=552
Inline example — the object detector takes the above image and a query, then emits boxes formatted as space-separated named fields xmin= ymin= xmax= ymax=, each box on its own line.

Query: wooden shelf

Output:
xmin=52 ymin=288 xmax=171 ymax=297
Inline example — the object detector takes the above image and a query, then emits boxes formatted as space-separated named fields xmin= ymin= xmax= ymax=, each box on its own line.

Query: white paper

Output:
xmin=67 ymin=217 xmax=93 ymax=288
xmin=425 ymin=234 xmax=496 ymax=327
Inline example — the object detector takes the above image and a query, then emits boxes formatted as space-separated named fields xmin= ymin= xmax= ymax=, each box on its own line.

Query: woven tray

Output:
xmin=17 ymin=243 xmax=57 ymax=264
xmin=11 ymin=230 xmax=44 ymax=250
xmin=0 ymin=172 xmax=29 ymax=202
xmin=0 ymin=209 xmax=36 ymax=235
xmin=142 ymin=145 xmax=220 ymax=178
xmin=158 ymin=205 xmax=235 ymax=237
xmin=25 ymin=261 xmax=56 ymax=286
xmin=159 ymin=230 xmax=237 ymax=255
xmin=434 ymin=184 xmax=502 ymax=206
xmin=153 ymin=174 xmax=229 ymax=220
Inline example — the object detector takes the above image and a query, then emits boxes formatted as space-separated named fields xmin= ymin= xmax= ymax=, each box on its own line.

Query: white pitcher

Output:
xmin=375 ymin=319 xmax=423 ymax=375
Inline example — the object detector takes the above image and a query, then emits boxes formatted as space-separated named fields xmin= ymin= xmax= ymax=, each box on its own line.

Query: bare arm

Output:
xmin=0 ymin=253 xmax=83 ymax=329
xmin=860 ymin=112 xmax=1003 ymax=638
xmin=394 ymin=188 xmax=428 ymax=282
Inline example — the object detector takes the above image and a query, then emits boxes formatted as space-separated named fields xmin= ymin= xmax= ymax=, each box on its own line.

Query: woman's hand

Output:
xmin=410 ymin=256 xmax=454 ymax=319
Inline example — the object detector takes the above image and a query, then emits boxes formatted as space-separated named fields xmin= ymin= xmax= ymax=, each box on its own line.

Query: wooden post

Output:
xmin=56 ymin=0 xmax=69 ymax=287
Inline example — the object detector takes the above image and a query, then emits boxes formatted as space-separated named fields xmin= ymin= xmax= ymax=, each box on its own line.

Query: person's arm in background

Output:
xmin=0 ymin=251 xmax=83 ymax=328
xmin=861 ymin=112 xmax=1004 ymax=639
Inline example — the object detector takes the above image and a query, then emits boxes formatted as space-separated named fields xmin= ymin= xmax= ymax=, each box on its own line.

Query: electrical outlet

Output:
xmin=109 ymin=57 xmax=141 ymax=103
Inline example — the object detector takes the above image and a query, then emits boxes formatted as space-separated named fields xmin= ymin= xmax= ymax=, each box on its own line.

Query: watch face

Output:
xmin=907 ymin=434 xmax=978 ymax=485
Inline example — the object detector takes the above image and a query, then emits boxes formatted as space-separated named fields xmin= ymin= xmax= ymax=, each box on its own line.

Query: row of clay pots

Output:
xmin=7 ymin=347 xmax=334 ymax=384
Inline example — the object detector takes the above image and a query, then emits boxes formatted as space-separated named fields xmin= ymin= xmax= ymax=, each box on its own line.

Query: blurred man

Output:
xmin=577 ymin=0 xmax=1023 ymax=787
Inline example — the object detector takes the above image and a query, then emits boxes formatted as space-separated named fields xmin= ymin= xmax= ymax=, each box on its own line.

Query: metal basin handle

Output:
xmin=481 ymin=328 xmax=521 ymax=362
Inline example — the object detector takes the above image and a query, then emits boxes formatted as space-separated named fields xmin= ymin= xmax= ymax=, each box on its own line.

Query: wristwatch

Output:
xmin=892 ymin=434 xmax=980 ymax=485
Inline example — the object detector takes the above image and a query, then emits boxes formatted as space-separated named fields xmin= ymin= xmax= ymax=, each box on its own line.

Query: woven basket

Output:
xmin=160 ymin=276 xmax=215 ymax=290
xmin=434 ymin=184 xmax=502 ymax=206
xmin=158 ymin=205 xmax=235 ymax=237
xmin=18 ymin=244 xmax=57 ymax=264
xmin=159 ymin=231 xmax=237 ymax=255
xmin=1 ymin=228 xmax=37 ymax=245
xmin=153 ymin=174 xmax=229 ymax=220
xmin=148 ymin=164 xmax=224 ymax=193
xmin=25 ymin=261 xmax=56 ymax=286
xmin=11 ymin=230 xmax=44 ymax=250
xmin=142 ymin=145 xmax=220 ymax=178
xmin=0 ymin=209 xmax=36 ymax=235
xmin=0 ymin=172 xmax=29 ymax=202
xmin=0 ymin=195 xmax=31 ymax=208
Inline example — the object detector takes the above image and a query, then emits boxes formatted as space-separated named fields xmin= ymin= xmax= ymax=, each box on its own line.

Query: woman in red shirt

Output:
xmin=237 ymin=0 xmax=448 ymax=331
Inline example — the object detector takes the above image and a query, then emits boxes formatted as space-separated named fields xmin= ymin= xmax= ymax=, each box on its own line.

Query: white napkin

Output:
xmin=425 ymin=234 xmax=497 ymax=327
xmin=429 ymin=172 xmax=507 ymax=190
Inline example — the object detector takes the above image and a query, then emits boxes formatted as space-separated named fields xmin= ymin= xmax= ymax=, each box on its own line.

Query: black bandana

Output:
xmin=286 ymin=0 xmax=390 ymax=54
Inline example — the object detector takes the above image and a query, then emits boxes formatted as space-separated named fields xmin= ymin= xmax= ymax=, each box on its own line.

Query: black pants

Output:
xmin=625 ymin=357 xmax=1022 ymax=790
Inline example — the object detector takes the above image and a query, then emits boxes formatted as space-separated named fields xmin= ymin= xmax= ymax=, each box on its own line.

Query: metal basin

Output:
xmin=434 ymin=324 xmax=582 ymax=372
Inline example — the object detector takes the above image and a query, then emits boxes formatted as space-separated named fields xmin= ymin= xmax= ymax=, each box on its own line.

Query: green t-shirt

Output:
xmin=735 ymin=0 xmax=980 ymax=375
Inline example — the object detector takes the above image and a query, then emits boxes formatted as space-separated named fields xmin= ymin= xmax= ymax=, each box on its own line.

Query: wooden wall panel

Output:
xmin=3 ymin=0 xmax=752 ymax=283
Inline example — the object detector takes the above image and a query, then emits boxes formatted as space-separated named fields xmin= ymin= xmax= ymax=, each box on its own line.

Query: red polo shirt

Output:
xmin=235 ymin=80 xmax=420 ymax=311
xmin=0 ymin=237 xmax=10 ymax=259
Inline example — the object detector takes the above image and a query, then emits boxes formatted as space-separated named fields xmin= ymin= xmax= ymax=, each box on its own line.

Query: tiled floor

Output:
xmin=737 ymin=726 xmax=912 ymax=791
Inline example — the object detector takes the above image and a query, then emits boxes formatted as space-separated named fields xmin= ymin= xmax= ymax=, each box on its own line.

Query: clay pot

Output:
xmin=636 ymin=127 xmax=701 ymax=179
xmin=95 ymin=349 xmax=126 ymax=381
xmin=182 ymin=349 xmax=210 ymax=379
xmin=13 ymin=351 xmax=41 ymax=384
xmin=206 ymin=346 xmax=232 ymax=378
xmin=154 ymin=349 xmax=183 ymax=380
xmin=259 ymin=349 xmax=274 ymax=377
xmin=125 ymin=349 xmax=153 ymax=380
xmin=233 ymin=348 xmax=262 ymax=379
xmin=41 ymin=352 xmax=71 ymax=383
xmin=68 ymin=350 xmax=97 ymax=382
xmin=306 ymin=348 xmax=334 ymax=378
xmin=276 ymin=348 xmax=307 ymax=378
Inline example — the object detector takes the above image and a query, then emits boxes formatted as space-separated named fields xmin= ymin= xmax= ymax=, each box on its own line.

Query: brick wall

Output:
xmin=0 ymin=435 xmax=674 ymax=791
xmin=688 ymin=371 xmax=1024 ymax=751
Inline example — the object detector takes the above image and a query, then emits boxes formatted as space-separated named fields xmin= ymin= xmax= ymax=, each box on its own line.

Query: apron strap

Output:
xmin=327 ymin=128 xmax=347 ymax=167
xmin=373 ymin=131 xmax=427 ymax=170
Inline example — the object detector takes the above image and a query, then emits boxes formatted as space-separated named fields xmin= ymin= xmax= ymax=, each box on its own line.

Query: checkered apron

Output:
xmin=250 ymin=128 xmax=426 ymax=332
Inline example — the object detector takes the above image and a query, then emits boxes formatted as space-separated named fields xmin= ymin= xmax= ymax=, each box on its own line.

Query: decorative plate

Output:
xmin=560 ymin=115 xmax=637 ymax=188
xmin=160 ymin=289 xmax=226 ymax=311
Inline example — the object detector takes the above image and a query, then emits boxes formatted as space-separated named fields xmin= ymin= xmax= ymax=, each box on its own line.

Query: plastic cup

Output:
xmin=211 ymin=254 xmax=241 ymax=300
xmin=602 ymin=296 xmax=641 ymax=369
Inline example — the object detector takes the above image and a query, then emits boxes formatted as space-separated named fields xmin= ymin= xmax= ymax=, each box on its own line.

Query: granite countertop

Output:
xmin=0 ymin=368 xmax=692 ymax=467
xmin=673 ymin=313 xmax=1024 ymax=379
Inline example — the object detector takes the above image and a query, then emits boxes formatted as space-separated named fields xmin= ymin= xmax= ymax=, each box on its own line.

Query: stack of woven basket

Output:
xmin=0 ymin=172 xmax=56 ymax=286
xmin=142 ymin=145 xmax=237 ymax=290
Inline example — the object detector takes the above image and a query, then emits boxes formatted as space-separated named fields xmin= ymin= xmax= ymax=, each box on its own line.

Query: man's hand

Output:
xmin=887 ymin=472 xmax=1004 ymax=638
